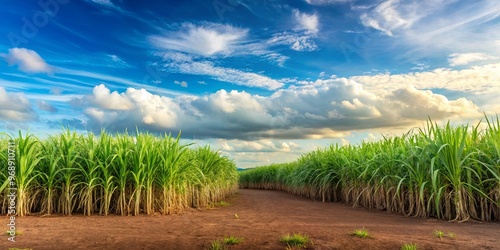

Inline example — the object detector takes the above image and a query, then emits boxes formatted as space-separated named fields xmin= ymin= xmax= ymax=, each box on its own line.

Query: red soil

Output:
xmin=5 ymin=189 xmax=500 ymax=250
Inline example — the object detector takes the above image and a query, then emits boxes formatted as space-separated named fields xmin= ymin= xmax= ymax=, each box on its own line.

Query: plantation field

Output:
xmin=1 ymin=119 xmax=499 ymax=249
xmin=0 ymin=130 xmax=238 ymax=216
xmin=240 ymin=118 xmax=500 ymax=222
xmin=6 ymin=189 xmax=500 ymax=249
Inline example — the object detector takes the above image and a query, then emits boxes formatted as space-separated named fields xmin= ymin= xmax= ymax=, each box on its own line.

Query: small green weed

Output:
xmin=351 ymin=228 xmax=370 ymax=238
xmin=434 ymin=230 xmax=444 ymax=238
xmin=207 ymin=240 xmax=226 ymax=250
xmin=401 ymin=243 xmax=418 ymax=250
xmin=434 ymin=230 xmax=455 ymax=239
xmin=280 ymin=233 xmax=310 ymax=248
xmin=223 ymin=235 xmax=243 ymax=245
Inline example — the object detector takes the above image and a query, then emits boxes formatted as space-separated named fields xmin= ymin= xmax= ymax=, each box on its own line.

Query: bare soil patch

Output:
xmin=5 ymin=189 xmax=500 ymax=250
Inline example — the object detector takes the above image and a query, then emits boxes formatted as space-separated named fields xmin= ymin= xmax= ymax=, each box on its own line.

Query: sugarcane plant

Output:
xmin=239 ymin=115 xmax=500 ymax=222
xmin=0 ymin=129 xmax=238 ymax=216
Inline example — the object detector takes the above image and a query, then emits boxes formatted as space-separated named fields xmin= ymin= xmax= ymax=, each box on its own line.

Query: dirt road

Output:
xmin=5 ymin=189 xmax=500 ymax=249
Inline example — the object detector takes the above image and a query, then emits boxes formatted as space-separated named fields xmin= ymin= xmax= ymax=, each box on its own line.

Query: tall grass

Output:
xmin=0 ymin=130 xmax=238 ymax=216
xmin=240 ymin=117 xmax=500 ymax=222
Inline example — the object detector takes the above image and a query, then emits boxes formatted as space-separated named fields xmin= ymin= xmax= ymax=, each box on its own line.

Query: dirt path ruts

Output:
xmin=5 ymin=189 xmax=500 ymax=250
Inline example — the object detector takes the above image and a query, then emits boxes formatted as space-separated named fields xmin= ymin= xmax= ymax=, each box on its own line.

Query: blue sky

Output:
xmin=1 ymin=0 xmax=499 ymax=168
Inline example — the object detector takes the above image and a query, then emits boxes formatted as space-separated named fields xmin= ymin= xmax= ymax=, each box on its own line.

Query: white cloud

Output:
xmin=305 ymin=0 xmax=352 ymax=5
xmin=126 ymin=88 xmax=179 ymax=128
xmin=294 ymin=11 xmax=319 ymax=34
xmin=358 ymin=0 xmax=500 ymax=58
xmin=89 ymin=0 xmax=115 ymax=7
xmin=89 ymin=84 xmax=134 ymax=110
xmin=86 ymin=0 xmax=125 ymax=12
xmin=75 ymin=61 xmax=495 ymax=140
xmin=107 ymin=54 xmax=131 ymax=68
xmin=83 ymin=85 xmax=180 ymax=129
xmin=37 ymin=100 xmax=57 ymax=112
xmin=174 ymin=80 xmax=188 ymax=88
xmin=339 ymin=98 xmax=382 ymax=118
xmin=264 ymin=53 xmax=289 ymax=67
xmin=149 ymin=23 xmax=248 ymax=57
xmin=388 ymin=86 xmax=481 ymax=119
xmin=168 ymin=61 xmax=284 ymax=90
xmin=359 ymin=0 xmax=418 ymax=36
xmin=216 ymin=139 xmax=300 ymax=153
xmin=448 ymin=53 xmax=497 ymax=66
xmin=0 ymin=87 xmax=37 ymax=122
xmin=341 ymin=138 xmax=350 ymax=146
xmin=160 ymin=52 xmax=193 ymax=63
xmin=2 ymin=48 xmax=52 ymax=73
xmin=206 ymin=90 xmax=263 ymax=113
xmin=351 ymin=63 xmax=500 ymax=95
xmin=268 ymin=32 xmax=318 ymax=51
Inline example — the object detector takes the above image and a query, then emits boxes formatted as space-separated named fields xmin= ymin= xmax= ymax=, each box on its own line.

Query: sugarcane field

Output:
xmin=1 ymin=0 xmax=500 ymax=249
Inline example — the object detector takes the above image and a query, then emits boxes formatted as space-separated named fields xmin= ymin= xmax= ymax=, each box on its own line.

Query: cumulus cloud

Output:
xmin=204 ymin=89 xmax=264 ymax=113
xmin=351 ymin=63 xmax=500 ymax=95
xmin=37 ymin=100 xmax=57 ymax=112
xmin=149 ymin=23 xmax=248 ymax=57
xmin=225 ymin=151 xmax=303 ymax=168
xmin=294 ymin=11 xmax=319 ymax=34
xmin=2 ymin=48 xmax=52 ymax=73
xmin=0 ymin=87 xmax=37 ymax=122
xmin=388 ymin=86 xmax=481 ymax=119
xmin=88 ymin=84 xmax=134 ymax=110
xmin=448 ymin=53 xmax=497 ymax=66
xmin=217 ymin=139 xmax=301 ymax=153
xmin=82 ymin=85 xmax=180 ymax=130
xmin=77 ymin=80 xmax=481 ymax=140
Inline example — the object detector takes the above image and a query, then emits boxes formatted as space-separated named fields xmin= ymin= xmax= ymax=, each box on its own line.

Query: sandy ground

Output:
xmin=4 ymin=189 xmax=500 ymax=250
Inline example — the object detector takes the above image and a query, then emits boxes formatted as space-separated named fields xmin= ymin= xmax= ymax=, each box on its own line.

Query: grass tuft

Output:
xmin=401 ymin=243 xmax=418 ymax=250
xmin=434 ymin=230 xmax=444 ymax=238
xmin=434 ymin=230 xmax=455 ymax=239
xmin=223 ymin=235 xmax=243 ymax=245
xmin=351 ymin=228 xmax=370 ymax=238
xmin=280 ymin=233 xmax=310 ymax=248
xmin=207 ymin=240 xmax=227 ymax=250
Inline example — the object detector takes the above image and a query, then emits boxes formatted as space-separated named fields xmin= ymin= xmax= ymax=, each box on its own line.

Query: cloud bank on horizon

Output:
xmin=0 ymin=0 xmax=499 ymax=168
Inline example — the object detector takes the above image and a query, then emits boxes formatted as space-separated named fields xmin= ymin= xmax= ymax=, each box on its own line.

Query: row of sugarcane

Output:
xmin=0 ymin=129 xmax=239 ymax=216
xmin=240 ymin=116 xmax=500 ymax=222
